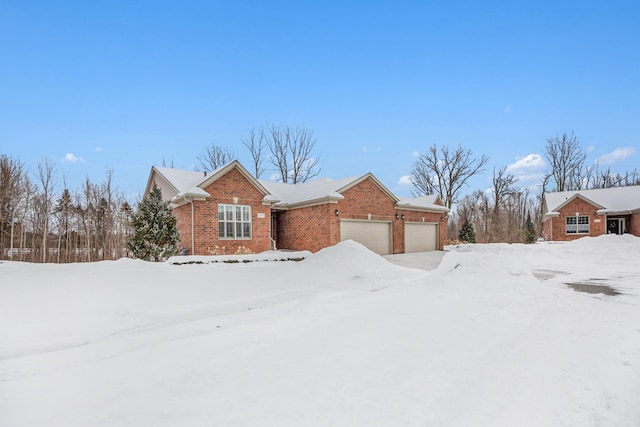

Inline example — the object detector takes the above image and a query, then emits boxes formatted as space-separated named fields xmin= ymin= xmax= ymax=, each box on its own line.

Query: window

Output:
xmin=566 ymin=215 xmax=589 ymax=234
xmin=218 ymin=204 xmax=252 ymax=239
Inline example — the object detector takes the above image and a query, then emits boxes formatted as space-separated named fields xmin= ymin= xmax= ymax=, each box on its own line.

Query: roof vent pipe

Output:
xmin=204 ymin=171 xmax=207 ymax=177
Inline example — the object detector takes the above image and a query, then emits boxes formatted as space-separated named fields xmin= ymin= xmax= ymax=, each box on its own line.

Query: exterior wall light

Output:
xmin=395 ymin=213 xmax=399 ymax=220
xmin=401 ymin=214 xmax=405 ymax=221
xmin=335 ymin=209 xmax=339 ymax=216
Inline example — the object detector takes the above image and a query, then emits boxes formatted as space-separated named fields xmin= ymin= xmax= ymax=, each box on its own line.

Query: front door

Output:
xmin=607 ymin=218 xmax=625 ymax=234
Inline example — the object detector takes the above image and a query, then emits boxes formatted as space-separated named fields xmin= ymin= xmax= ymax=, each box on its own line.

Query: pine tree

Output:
xmin=127 ymin=186 xmax=179 ymax=261
xmin=523 ymin=213 xmax=536 ymax=244
xmin=458 ymin=218 xmax=476 ymax=243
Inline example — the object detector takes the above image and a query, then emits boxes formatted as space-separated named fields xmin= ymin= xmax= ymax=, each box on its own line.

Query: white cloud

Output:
xmin=411 ymin=151 xmax=420 ymax=158
xmin=398 ymin=175 xmax=412 ymax=186
xmin=505 ymin=154 xmax=546 ymax=184
xmin=62 ymin=153 xmax=83 ymax=163
xmin=587 ymin=145 xmax=595 ymax=153
xmin=95 ymin=146 xmax=103 ymax=152
xmin=505 ymin=154 xmax=545 ymax=173
xmin=596 ymin=147 xmax=635 ymax=165
xmin=504 ymin=104 xmax=511 ymax=113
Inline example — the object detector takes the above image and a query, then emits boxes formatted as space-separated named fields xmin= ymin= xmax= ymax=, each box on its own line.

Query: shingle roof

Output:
xmin=544 ymin=186 xmax=640 ymax=215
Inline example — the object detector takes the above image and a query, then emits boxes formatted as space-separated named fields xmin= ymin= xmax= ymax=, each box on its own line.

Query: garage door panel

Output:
xmin=340 ymin=220 xmax=392 ymax=255
xmin=405 ymin=223 xmax=438 ymax=252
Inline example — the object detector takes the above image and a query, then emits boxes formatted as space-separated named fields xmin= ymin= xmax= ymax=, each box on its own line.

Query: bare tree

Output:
xmin=266 ymin=125 xmax=321 ymax=183
xmin=410 ymin=144 xmax=489 ymax=209
xmin=0 ymin=155 xmax=27 ymax=260
xmin=490 ymin=167 xmax=518 ymax=242
xmin=543 ymin=132 xmax=586 ymax=192
xmin=196 ymin=144 xmax=234 ymax=172
xmin=36 ymin=158 xmax=56 ymax=262
xmin=242 ymin=127 xmax=266 ymax=179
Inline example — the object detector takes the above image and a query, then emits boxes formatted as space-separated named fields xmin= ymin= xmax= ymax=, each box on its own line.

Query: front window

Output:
xmin=218 ymin=204 xmax=252 ymax=239
xmin=566 ymin=215 xmax=589 ymax=234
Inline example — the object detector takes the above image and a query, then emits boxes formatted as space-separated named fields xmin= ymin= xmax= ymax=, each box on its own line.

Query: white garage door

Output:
xmin=340 ymin=220 xmax=392 ymax=255
xmin=405 ymin=222 xmax=438 ymax=252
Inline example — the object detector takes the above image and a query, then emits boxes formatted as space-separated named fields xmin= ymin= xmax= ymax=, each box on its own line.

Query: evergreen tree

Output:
xmin=523 ymin=213 xmax=536 ymax=244
xmin=127 ymin=186 xmax=179 ymax=261
xmin=458 ymin=218 xmax=476 ymax=243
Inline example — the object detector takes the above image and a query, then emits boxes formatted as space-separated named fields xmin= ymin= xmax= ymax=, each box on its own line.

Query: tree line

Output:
xmin=0 ymin=155 xmax=133 ymax=262
xmin=2 ymin=129 xmax=638 ymax=262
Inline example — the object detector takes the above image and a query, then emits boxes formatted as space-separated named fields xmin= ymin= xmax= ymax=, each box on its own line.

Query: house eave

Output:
xmin=597 ymin=209 xmax=633 ymax=215
xmin=395 ymin=204 xmax=449 ymax=214
xmin=543 ymin=212 xmax=560 ymax=221
xmin=272 ymin=194 xmax=344 ymax=210
xmin=171 ymin=193 xmax=209 ymax=208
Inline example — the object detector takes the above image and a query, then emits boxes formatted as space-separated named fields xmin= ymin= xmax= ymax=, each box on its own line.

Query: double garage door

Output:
xmin=340 ymin=220 xmax=438 ymax=254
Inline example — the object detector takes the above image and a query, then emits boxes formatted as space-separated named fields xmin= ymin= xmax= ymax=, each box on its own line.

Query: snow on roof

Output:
xmin=155 ymin=167 xmax=204 ymax=190
xmin=260 ymin=177 xmax=357 ymax=206
xmin=154 ymin=167 xmax=212 ymax=198
xmin=544 ymin=185 xmax=640 ymax=214
xmin=397 ymin=195 xmax=449 ymax=212
xmin=153 ymin=162 xmax=444 ymax=210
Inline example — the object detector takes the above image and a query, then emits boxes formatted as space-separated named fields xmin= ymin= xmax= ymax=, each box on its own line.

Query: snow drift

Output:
xmin=1 ymin=235 xmax=639 ymax=426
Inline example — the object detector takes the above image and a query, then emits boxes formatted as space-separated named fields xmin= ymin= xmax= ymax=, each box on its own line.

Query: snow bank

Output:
xmin=1 ymin=235 xmax=639 ymax=426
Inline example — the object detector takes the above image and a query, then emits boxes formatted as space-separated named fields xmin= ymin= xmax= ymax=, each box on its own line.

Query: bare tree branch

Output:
xmin=410 ymin=144 xmax=489 ymax=209
xmin=196 ymin=144 xmax=234 ymax=172
xmin=266 ymin=125 xmax=320 ymax=183
xmin=241 ymin=127 xmax=266 ymax=179
xmin=543 ymin=132 xmax=586 ymax=192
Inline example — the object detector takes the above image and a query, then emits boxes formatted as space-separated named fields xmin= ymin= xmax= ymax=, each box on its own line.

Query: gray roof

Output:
xmin=544 ymin=186 xmax=640 ymax=215
xmin=147 ymin=161 xmax=448 ymax=213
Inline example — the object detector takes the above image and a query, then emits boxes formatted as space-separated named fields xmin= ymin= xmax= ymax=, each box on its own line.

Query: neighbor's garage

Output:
xmin=404 ymin=222 xmax=438 ymax=252
xmin=340 ymin=220 xmax=392 ymax=255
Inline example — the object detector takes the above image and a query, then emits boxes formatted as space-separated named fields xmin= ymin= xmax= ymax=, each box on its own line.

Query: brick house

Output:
xmin=542 ymin=186 xmax=640 ymax=241
xmin=144 ymin=161 xmax=449 ymax=255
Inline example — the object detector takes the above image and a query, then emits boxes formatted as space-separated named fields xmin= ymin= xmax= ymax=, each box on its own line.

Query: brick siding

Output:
xmin=175 ymin=171 xmax=449 ymax=255
xmin=274 ymin=204 xmax=336 ymax=252
xmin=175 ymin=167 xmax=271 ymax=255
xmin=629 ymin=213 xmax=640 ymax=236
xmin=543 ymin=198 xmax=606 ymax=241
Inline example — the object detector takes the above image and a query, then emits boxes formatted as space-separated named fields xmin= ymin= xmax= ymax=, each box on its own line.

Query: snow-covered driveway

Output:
xmin=1 ymin=236 xmax=639 ymax=426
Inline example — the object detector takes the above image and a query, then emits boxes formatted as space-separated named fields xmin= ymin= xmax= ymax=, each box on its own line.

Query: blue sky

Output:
xmin=1 ymin=1 xmax=639 ymax=200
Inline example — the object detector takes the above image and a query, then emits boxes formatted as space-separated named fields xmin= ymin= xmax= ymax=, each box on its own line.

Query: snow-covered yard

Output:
xmin=1 ymin=236 xmax=639 ymax=426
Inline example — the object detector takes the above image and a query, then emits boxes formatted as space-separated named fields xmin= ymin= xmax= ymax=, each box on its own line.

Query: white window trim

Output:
xmin=566 ymin=215 xmax=589 ymax=235
xmin=218 ymin=204 xmax=252 ymax=240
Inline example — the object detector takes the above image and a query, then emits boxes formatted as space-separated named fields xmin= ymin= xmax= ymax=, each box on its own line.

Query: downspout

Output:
xmin=190 ymin=200 xmax=195 ymax=255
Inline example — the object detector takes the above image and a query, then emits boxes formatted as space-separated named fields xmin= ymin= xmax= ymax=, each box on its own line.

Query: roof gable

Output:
xmin=337 ymin=173 xmax=400 ymax=204
xmin=146 ymin=161 xmax=271 ymax=206
xmin=199 ymin=161 xmax=271 ymax=197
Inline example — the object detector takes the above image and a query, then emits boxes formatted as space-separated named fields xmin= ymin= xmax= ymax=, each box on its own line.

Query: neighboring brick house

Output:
xmin=542 ymin=186 xmax=640 ymax=241
xmin=144 ymin=161 xmax=449 ymax=255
